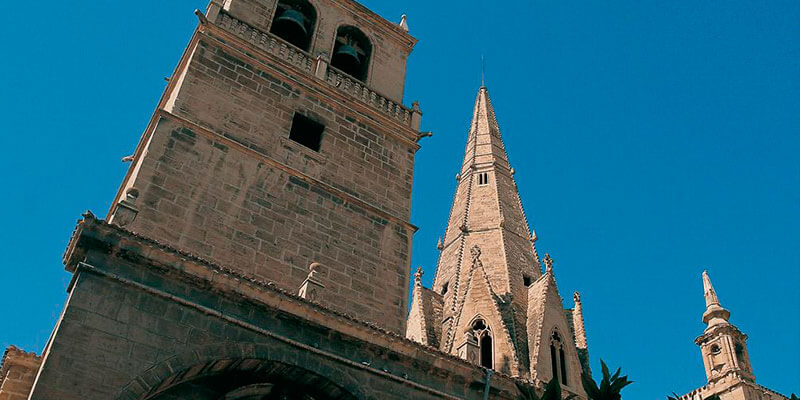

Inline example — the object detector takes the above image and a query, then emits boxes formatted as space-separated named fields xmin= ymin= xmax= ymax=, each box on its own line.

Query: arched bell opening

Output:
xmin=331 ymin=26 xmax=371 ymax=82
xmin=142 ymin=359 xmax=358 ymax=400
xmin=269 ymin=0 xmax=317 ymax=51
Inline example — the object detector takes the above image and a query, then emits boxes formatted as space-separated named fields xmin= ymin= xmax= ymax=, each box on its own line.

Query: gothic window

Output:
xmin=471 ymin=318 xmax=493 ymax=369
xmin=477 ymin=172 xmax=489 ymax=185
xmin=289 ymin=113 xmax=324 ymax=151
xmin=550 ymin=330 xmax=569 ymax=385
xmin=332 ymin=26 xmax=372 ymax=82
xmin=710 ymin=344 xmax=721 ymax=355
xmin=441 ymin=281 xmax=449 ymax=296
xmin=269 ymin=0 xmax=317 ymax=51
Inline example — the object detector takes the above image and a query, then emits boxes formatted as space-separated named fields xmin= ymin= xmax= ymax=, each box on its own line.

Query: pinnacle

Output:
xmin=701 ymin=270 xmax=731 ymax=328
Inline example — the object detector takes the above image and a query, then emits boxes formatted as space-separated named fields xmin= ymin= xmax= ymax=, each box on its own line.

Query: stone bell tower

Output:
xmin=696 ymin=271 xmax=754 ymax=383
xmin=676 ymin=271 xmax=788 ymax=400
xmin=106 ymin=0 xmax=422 ymax=334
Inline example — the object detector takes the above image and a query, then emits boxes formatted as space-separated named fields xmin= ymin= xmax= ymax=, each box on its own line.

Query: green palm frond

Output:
xmin=581 ymin=360 xmax=633 ymax=400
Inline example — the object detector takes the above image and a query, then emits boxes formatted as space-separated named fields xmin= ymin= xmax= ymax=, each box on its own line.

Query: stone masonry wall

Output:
xmin=114 ymin=17 xmax=417 ymax=333
xmin=30 ymin=222 xmax=523 ymax=400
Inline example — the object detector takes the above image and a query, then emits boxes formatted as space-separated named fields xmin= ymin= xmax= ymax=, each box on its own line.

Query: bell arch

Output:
xmin=269 ymin=0 xmax=317 ymax=51
xmin=331 ymin=25 xmax=372 ymax=82
xmin=114 ymin=343 xmax=364 ymax=400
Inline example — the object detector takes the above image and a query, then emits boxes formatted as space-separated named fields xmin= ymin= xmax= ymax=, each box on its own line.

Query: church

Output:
xmin=0 ymin=1 xmax=791 ymax=399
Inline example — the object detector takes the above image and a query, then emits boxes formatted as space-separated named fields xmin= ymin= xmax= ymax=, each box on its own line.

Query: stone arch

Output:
xmin=115 ymin=343 xmax=366 ymax=400
xmin=330 ymin=25 xmax=372 ymax=82
xmin=268 ymin=0 xmax=318 ymax=51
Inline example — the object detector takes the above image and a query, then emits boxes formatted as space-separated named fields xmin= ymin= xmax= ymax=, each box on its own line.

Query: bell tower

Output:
xmin=696 ymin=271 xmax=755 ymax=383
xmin=107 ymin=0 xmax=421 ymax=334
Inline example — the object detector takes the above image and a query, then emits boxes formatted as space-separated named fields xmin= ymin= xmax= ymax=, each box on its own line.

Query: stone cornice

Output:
xmin=695 ymin=324 xmax=748 ymax=345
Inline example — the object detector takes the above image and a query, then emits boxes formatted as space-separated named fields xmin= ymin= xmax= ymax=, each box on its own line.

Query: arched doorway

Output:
xmin=141 ymin=359 xmax=358 ymax=400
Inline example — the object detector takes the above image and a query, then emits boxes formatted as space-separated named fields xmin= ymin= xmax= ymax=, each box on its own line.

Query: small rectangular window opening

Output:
xmin=289 ymin=113 xmax=324 ymax=152
xmin=441 ymin=281 xmax=449 ymax=296
xmin=478 ymin=172 xmax=489 ymax=185
xmin=523 ymin=275 xmax=533 ymax=287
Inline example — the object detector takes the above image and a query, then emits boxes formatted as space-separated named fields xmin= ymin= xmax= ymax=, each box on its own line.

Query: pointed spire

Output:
xmin=701 ymin=270 xmax=730 ymax=328
xmin=430 ymin=86 xmax=542 ymax=372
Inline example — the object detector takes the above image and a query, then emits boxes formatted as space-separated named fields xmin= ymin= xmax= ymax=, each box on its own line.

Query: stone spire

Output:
xmin=695 ymin=270 xmax=755 ymax=383
xmin=702 ymin=270 xmax=731 ymax=329
xmin=431 ymin=86 xmax=542 ymax=376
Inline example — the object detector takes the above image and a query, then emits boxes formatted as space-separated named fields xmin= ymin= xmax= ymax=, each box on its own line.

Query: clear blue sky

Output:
xmin=0 ymin=1 xmax=797 ymax=399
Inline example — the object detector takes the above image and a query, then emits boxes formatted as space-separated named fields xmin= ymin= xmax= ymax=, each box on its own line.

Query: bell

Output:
xmin=333 ymin=44 xmax=361 ymax=65
xmin=275 ymin=9 xmax=307 ymax=36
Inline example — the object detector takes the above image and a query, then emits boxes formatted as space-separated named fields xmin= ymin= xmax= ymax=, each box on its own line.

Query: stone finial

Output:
xmin=544 ymin=253 xmax=553 ymax=274
xmin=414 ymin=267 xmax=424 ymax=286
xmin=436 ymin=237 xmax=444 ymax=250
xmin=299 ymin=262 xmax=325 ymax=302
xmin=398 ymin=14 xmax=409 ymax=32
xmin=110 ymin=188 xmax=140 ymax=227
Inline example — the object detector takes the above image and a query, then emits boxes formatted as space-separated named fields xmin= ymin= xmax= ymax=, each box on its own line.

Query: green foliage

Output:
xmin=581 ymin=360 xmax=633 ymax=400
xmin=517 ymin=378 xmax=575 ymax=400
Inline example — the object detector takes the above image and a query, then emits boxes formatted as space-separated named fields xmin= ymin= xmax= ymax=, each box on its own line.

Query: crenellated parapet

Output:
xmin=0 ymin=346 xmax=42 ymax=400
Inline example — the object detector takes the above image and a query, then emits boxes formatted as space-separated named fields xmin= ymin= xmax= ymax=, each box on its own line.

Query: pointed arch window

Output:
xmin=471 ymin=318 xmax=493 ymax=369
xmin=550 ymin=330 xmax=569 ymax=386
